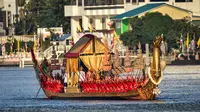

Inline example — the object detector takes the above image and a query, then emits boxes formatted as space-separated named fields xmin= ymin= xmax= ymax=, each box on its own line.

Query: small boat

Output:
xmin=31 ymin=34 xmax=166 ymax=100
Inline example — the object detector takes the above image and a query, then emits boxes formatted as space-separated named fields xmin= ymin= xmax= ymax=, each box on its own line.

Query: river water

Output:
xmin=0 ymin=66 xmax=200 ymax=112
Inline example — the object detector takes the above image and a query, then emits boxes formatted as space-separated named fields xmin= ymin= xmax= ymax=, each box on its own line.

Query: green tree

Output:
xmin=120 ymin=12 xmax=200 ymax=50
xmin=14 ymin=19 xmax=25 ymax=35
xmin=13 ymin=38 xmax=18 ymax=53
xmin=42 ymin=38 xmax=51 ymax=51
xmin=5 ymin=42 xmax=11 ymax=55
xmin=27 ymin=40 xmax=34 ymax=52
xmin=14 ymin=0 xmax=71 ymax=35
xmin=20 ymin=40 xmax=25 ymax=51
xmin=120 ymin=17 xmax=144 ymax=47
xmin=141 ymin=12 xmax=173 ymax=43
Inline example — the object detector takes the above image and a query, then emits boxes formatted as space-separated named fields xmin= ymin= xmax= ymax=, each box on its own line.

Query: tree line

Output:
xmin=120 ymin=12 xmax=200 ymax=51
xmin=14 ymin=0 xmax=71 ymax=35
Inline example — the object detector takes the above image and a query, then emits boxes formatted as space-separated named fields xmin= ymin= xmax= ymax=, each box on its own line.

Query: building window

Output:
xmin=126 ymin=0 xmax=131 ymax=3
xmin=86 ymin=0 xmax=96 ymax=6
xmin=85 ymin=0 xmax=124 ymax=6
xmin=101 ymin=18 xmax=105 ymax=23
xmin=78 ymin=0 xmax=82 ymax=6
xmin=7 ymin=12 xmax=11 ymax=26
xmin=66 ymin=40 xmax=69 ymax=45
xmin=132 ymin=0 xmax=145 ymax=3
xmin=70 ymin=1 xmax=76 ymax=5
xmin=102 ymin=18 xmax=106 ymax=29
xmin=89 ymin=17 xmax=95 ymax=28
xmin=117 ymin=0 xmax=124 ymax=4
xmin=175 ymin=0 xmax=193 ymax=2
xmin=89 ymin=18 xmax=93 ymax=24
xmin=150 ymin=0 xmax=169 ymax=2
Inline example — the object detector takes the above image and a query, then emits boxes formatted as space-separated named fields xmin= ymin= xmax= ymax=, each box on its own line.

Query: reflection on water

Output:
xmin=0 ymin=66 xmax=200 ymax=111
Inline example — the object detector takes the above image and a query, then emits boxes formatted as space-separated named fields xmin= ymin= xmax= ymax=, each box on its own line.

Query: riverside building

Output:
xmin=0 ymin=0 xmax=29 ymax=35
xmin=64 ymin=0 xmax=200 ymax=43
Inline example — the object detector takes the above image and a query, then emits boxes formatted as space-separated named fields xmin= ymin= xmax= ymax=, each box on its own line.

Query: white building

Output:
xmin=64 ymin=0 xmax=200 ymax=42
xmin=37 ymin=27 xmax=64 ymax=40
xmin=0 ymin=0 xmax=29 ymax=35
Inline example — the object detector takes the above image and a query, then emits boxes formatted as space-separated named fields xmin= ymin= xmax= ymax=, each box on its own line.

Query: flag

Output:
xmin=103 ymin=35 xmax=109 ymax=48
xmin=76 ymin=28 xmax=79 ymax=33
xmin=191 ymin=34 xmax=195 ymax=51
xmin=111 ymin=30 xmax=119 ymax=49
xmin=17 ymin=40 xmax=20 ymax=52
xmin=111 ymin=34 xmax=114 ymax=49
xmin=103 ymin=35 xmax=107 ymax=41
xmin=180 ymin=34 xmax=183 ymax=48
xmin=191 ymin=39 xmax=195 ymax=50
xmin=113 ymin=30 xmax=119 ymax=45
xmin=34 ymin=40 xmax=37 ymax=52
xmin=186 ymin=33 xmax=189 ymax=48
xmin=70 ymin=37 xmax=74 ymax=46
xmin=180 ymin=38 xmax=183 ymax=48
xmin=88 ymin=24 xmax=96 ymax=33
xmin=77 ymin=24 xmax=82 ymax=33
xmin=107 ymin=21 xmax=114 ymax=27
xmin=89 ymin=24 xmax=93 ymax=32
xmin=197 ymin=38 xmax=200 ymax=48
xmin=25 ymin=42 xmax=27 ymax=52
xmin=93 ymin=26 xmax=96 ymax=32
xmin=82 ymin=27 xmax=85 ymax=33
xmin=10 ymin=39 xmax=14 ymax=54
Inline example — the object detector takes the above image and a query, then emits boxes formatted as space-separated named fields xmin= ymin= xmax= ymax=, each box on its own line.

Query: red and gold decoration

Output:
xmin=112 ymin=49 xmax=122 ymax=74
xmin=102 ymin=39 xmax=112 ymax=72
xmin=30 ymin=34 xmax=166 ymax=100
xmin=149 ymin=36 xmax=164 ymax=85
xmin=40 ymin=75 xmax=63 ymax=93
xmin=124 ymin=47 xmax=133 ymax=73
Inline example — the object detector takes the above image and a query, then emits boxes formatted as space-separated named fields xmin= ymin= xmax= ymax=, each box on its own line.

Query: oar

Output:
xmin=35 ymin=87 xmax=41 ymax=98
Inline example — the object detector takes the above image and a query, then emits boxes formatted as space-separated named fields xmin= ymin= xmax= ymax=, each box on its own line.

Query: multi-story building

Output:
xmin=0 ymin=0 xmax=29 ymax=35
xmin=0 ymin=0 xmax=17 ymax=34
xmin=64 ymin=0 xmax=200 ymax=42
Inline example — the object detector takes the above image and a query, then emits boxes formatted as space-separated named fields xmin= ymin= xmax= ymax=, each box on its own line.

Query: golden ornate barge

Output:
xmin=31 ymin=34 xmax=166 ymax=100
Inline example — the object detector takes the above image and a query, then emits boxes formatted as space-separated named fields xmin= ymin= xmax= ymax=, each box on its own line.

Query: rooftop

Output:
xmin=111 ymin=3 xmax=191 ymax=20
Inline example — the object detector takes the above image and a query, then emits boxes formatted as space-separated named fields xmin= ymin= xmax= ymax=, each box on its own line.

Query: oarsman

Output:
xmin=64 ymin=72 xmax=68 ymax=93
xmin=79 ymin=67 xmax=85 ymax=82
xmin=78 ymin=67 xmax=85 ymax=91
